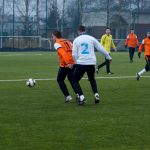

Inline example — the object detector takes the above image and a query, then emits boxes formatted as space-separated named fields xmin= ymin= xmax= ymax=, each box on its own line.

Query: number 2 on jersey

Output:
xmin=81 ymin=43 xmax=89 ymax=54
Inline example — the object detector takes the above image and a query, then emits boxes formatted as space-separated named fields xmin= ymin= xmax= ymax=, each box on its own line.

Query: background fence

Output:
xmin=0 ymin=36 xmax=128 ymax=52
xmin=0 ymin=0 xmax=149 ymax=51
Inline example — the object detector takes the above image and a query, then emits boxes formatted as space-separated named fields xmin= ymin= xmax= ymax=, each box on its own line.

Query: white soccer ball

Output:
xmin=26 ymin=78 xmax=36 ymax=87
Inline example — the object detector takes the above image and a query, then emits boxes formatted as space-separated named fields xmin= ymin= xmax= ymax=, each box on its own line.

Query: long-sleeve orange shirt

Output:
xmin=139 ymin=37 xmax=150 ymax=56
xmin=54 ymin=39 xmax=75 ymax=67
xmin=125 ymin=33 xmax=139 ymax=48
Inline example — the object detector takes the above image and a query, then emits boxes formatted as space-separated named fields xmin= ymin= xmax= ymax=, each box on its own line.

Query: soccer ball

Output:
xmin=26 ymin=78 xmax=36 ymax=87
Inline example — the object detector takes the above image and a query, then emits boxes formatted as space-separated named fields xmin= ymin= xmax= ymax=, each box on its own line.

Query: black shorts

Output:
xmin=73 ymin=64 xmax=95 ymax=82
xmin=57 ymin=66 xmax=75 ymax=82
xmin=145 ymin=56 xmax=150 ymax=71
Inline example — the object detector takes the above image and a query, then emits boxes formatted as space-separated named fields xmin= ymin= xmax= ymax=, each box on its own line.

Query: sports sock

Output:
xmin=138 ymin=68 xmax=146 ymax=76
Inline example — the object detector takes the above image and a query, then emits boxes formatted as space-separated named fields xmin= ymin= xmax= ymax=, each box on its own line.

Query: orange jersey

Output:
xmin=54 ymin=39 xmax=75 ymax=67
xmin=125 ymin=33 xmax=139 ymax=48
xmin=139 ymin=37 xmax=150 ymax=56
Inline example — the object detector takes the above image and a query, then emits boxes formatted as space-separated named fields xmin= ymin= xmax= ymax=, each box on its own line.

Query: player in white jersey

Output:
xmin=72 ymin=26 xmax=112 ymax=105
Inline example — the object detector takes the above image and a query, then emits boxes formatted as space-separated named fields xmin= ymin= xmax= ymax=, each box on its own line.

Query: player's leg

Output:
xmin=129 ymin=47 xmax=133 ymax=63
xmin=67 ymin=66 xmax=79 ymax=100
xmin=131 ymin=48 xmax=135 ymax=62
xmin=72 ymin=65 xmax=86 ymax=105
xmin=106 ymin=59 xmax=110 ymax=74
xmin=96 ymin=59 xmax=107 ymax=74
xmin=136 ymin=56 xmax=150 ymax=80
xmin=86 ymin=65 xmax=100 ymax=104
xmin=57 ymin=67 xmax=72 ymax=102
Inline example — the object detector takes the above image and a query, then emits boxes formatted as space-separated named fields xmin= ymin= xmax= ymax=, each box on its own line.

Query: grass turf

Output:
xmin=0 ymin=52 xmax=150 ymax=150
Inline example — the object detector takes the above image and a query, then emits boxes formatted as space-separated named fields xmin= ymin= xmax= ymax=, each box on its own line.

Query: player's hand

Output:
xmin=66 ymin=64 xmax=73 ymax=69
xmin=125 ymin=45 xmax=127 ymax=48
xmin=138 ymin=52 xmax=141 ymax=58
xmin=114 ymin=48 xmax=117 ymax=52
xmin=106 ymin=59 xmax=112 ymax=63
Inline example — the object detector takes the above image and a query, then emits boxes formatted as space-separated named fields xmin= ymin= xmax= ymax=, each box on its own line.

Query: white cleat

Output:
xmin=65 ymin=95 xmax=72 ymax=103
xmin=95 ymin=93 xmax=100 ymax=104
xmin=78 ymin=95 xmax=86 ymax=105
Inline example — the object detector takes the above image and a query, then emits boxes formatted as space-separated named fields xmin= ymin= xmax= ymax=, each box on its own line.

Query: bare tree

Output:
xmin=15 ymin=0 xmax=36 ymax=35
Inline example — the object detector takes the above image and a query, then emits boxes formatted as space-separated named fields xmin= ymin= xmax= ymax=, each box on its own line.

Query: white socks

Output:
xmin=138 ymin=68 xmax=146 ymax=76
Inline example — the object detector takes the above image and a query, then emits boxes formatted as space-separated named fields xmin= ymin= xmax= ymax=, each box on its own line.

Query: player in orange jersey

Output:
xmin=52 ymin=31 xmax=78 ymax=102
xmin=136 ymin=30 xmax=150 ymax=80
xmin=125 ymin=29 xmax=139 ymax=63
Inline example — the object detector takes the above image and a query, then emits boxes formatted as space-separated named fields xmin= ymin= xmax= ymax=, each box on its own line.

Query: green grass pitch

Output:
xmin=0 ymin=52 xmax=150 ymax=150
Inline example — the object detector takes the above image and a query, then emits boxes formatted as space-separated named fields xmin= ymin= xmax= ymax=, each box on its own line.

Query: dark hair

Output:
xmin=130 ymin=28 xmax=134 ymax=30
xmin=78 ymin=25 xmax=86 ymax=32
xmin=106 ymin=27 xmax=111 ymax=30
xmin=52 ymin=30 xmax=62 ymax=38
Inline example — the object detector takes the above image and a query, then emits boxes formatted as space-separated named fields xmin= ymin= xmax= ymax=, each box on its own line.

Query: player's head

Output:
xmin=147 ymin=30 xmax=150 ymax=38
xmin=106 ymin=28 xmax=111 ymax=35
xmin=78 ymin=25 xmax=86 ymax=35
xmin=130 ymin=28 xmax=134 ymax=34
xmin=52 ymin=30 xmax=62 ymax=41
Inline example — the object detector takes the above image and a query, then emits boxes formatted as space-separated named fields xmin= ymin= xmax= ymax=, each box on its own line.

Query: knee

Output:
xmin=145 ymin=64 xmax=150 ymax=71
xmin=57 ymin=76 xmax=64 ymax=83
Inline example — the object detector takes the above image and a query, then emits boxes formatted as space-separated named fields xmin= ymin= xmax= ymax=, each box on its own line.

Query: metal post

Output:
xmin=0 ymin=0 xmax=4 ymax=49
xmin=106 ymin=0 xmax=110 ymax=27
xmin=46 ymin=0 xmax=48 ymax=38
xmin=13 ymin=0 xmax=15 ymax=48
xmin=0 ymin=7 xmax=2 ymax=48
xmin=77 ymin=0 xmax=80 ymax=27
xmin=61 ymin=0 xmax=65 ymax=34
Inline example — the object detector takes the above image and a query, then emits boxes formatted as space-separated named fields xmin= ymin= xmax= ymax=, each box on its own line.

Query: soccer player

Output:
xmin=96 ymin=28 xmax=116 ymax=74
xmin=125 ymin=29 xmax=139 ymax=63
xmin=72 ymin=26 xmax=112 ymax=105
xmin=52 ymin=31 xmax=78 ymax=102
xmin=136 ymin=30 xmax=150 ymax=80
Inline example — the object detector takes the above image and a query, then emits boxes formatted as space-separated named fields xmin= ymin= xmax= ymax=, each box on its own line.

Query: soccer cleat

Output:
xmin=96 ymin=68 xmax=99 ymax=74
xmin=107 ymin=72 xmax=114 ymax=75
xmin=96 ymin=66 xmax=100 ymax=74
xmin=136 ymin=73 xmax=140 ymax=81
xmin=78 ymin=95 xmax=86 ymax=105
xmin=65 ymin=95 xmax=72 ymax=103
xmin=76 ymin=94 xmax=80 ymax=101
xmin=95 ymin=93 xmax=100 ymax=104
xmin=130 ymin=60 xmax=133 ymax=63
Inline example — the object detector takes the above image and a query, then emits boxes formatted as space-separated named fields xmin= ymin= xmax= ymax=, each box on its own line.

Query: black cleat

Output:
xmin=136 ymin=73 xmax=140 ymax=81
xmin=78 ymin=97 xmax=86 ymax=106
xmin=78 ymin=100 xmax=85 ymax=105
xmin=76 ymin=94 xmax=80 ymax=101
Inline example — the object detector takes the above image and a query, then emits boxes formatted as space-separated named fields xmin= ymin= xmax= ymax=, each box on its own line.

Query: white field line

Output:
xmin=0 ymin=53 xmax=43 ymax=57
xmin=0 ymin=76 xmax=150 ymax=82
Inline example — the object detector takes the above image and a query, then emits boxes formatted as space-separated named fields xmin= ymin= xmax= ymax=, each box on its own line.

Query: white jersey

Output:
xmin=72 ymin=34 xmax=112 ymax=65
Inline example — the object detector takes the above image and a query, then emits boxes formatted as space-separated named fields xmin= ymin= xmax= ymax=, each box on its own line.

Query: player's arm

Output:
xmin=136 ymin=35 xmax=139 ymax=47
xmin=72 ymin=40 xmax=78 ymax=63
xmin=93 ymin=38 xmax=112 ymax=61
xmin=100 ymin=35 xmax=105 ymax=46
xmin=138 ymin=40 xmax=144 ymax=58
xmin=111 ymin=38 xmax=117 ymax=51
